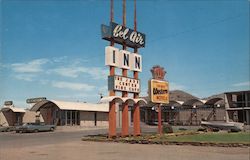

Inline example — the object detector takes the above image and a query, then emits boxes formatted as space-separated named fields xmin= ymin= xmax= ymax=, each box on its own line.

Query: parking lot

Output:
xmin=0 ymin=127 xmax=249 ymax=160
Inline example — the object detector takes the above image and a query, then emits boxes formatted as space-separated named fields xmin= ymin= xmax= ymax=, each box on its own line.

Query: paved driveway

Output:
xmin=0 ymin=128 xmax=249 ymax=160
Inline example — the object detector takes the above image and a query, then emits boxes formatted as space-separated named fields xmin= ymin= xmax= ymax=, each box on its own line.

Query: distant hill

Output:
xmin=169 ymin=90 xmax=198 ymax=101
xmin=142 ymin=90 xmax=198 ymax=104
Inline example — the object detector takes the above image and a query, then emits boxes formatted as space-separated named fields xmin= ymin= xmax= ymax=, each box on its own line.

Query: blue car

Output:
xmin=16 ymin=123 xmax=56 ymax=133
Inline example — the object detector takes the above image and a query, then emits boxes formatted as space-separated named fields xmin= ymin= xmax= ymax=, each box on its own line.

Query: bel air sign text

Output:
xmin=113 ymin=24 xmax=144 ymax=46
xmin=101 ymin=22 xmax=146 ymax=48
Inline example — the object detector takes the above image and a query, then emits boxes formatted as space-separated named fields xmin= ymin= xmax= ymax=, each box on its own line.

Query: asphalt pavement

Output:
xmin=0 ymin=127 xmax=249 ymax=160
xmin=0 ymin=128 xmax=108 ymax=148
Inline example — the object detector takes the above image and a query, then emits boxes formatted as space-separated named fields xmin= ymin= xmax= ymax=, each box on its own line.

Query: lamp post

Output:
xmin=193 ymin=105 xmax=197 ymax=125
xmin=171 ymin=106 xmax=174 ymax=125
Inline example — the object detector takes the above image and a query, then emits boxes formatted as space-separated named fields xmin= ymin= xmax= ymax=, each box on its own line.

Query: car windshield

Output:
xmin=22 ymin=123 xmax=33 ymax=126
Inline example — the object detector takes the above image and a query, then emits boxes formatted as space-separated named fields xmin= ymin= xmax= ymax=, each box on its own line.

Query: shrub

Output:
xmin=163 ymin=124 xmax=173 ymax=133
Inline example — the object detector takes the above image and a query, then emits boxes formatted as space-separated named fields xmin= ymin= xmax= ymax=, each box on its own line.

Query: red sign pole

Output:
xmin=133 ymin=0 xmax=141 ymax=136
xmin=121 ymin=0 xmax=129 ymax=137
xmin=108 ymin=0 xmax=116 ymax=138
xmin=158 ymin=104 xmax=162 ymax=135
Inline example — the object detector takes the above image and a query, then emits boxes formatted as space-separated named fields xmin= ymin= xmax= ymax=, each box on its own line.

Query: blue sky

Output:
xmin=0 ymin=0 xmax=249 ymax=108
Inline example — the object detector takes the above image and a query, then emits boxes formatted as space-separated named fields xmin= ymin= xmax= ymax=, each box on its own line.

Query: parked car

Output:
xmin=16 ymin=123 xmax=56 ymax=133
xmin=0 ymin=125 xmax=15 ymax=132
xmin=146 ymin=120 xmax=165 ymax=126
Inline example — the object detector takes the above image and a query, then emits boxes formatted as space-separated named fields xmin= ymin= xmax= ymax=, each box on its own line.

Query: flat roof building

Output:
xmin=225 ymin=90 xmax=250 ymax=125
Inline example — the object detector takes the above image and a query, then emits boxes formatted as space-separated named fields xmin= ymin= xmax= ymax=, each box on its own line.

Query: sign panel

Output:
xmin=101 ymin=22 xmax=146 ymax=48
xmin=149 ymin=79 xmax=169 ymax=104
xmin=26 ymin=97 xmax=46 ymax=104
xmin=108 ymin=75 xmax=140 ymax=93
xmin=4 ymin=101 xmax=13 ymax=106
xmin=105 ymin=46 xmax=142 ymax=72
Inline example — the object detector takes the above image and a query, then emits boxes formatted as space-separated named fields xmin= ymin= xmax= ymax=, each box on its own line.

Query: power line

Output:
xmin=148 ymin=14 xmax=244 ymax=43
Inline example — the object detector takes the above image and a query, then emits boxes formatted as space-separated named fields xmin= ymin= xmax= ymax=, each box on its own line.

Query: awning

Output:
xmin=226 ymin=107 xmax=250 ymax=111
xmin=100 ymin=96 xmax=147 ymax=106
xmin=1 ymin=106 xmax=26 ymax=113
xmin=182 ymin=99 xmax=205 ymax=106
xmin=204 ymin=98 xmax=223 ymax=105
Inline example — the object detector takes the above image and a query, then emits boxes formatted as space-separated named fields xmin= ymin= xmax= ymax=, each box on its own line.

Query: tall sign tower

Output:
xmin=101 ymin=0 xmax=146 ymax=137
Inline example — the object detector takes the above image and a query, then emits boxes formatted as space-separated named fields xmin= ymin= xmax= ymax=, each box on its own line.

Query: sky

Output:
xmin=0 ymin=0 xmax=249 ymax=108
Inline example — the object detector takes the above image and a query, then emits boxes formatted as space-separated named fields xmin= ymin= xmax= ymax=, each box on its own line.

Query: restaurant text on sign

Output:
xmin=108 ymin=75 xmax=140 ymax=93
xmin=149 ymin=79 xmax=169 ymax=104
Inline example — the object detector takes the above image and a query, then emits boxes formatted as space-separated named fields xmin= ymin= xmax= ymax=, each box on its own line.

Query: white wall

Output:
xmin=23 ymin=111 xmax=44 ymax=123
xmin=0 ymin=112 xmax=8 ymax=126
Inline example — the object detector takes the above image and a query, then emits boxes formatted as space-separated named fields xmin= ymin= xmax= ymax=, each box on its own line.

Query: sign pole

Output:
xmin=148 ymin=66 xmax=169 ymax=135
xmin=133 ymin=0 xmax=141 ymax=136
xmin=121 ymin=0 xmax=129 ymax=137
xmin=158 ymin=103 xmax=162 ymax=135
xmin=102 ymin=0 xmax=146 ymax=138
xmin=109 ymin=0 xmax=116 ymax=138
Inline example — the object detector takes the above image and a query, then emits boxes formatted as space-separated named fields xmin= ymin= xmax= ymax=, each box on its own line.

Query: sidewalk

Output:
xmin=55 ymin=126 xmax=108 ymax=132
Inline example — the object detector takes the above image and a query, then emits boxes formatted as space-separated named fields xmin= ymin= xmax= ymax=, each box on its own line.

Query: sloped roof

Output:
xmin=204 ymin=98 xmax=223 ymax=105
xmin=182 ymin=99 xmax=205 ymax=106
xmin=30 ymin=100 xmax=109 ymax=112
xmin=1 ymin=105 xmax=26 ymax=113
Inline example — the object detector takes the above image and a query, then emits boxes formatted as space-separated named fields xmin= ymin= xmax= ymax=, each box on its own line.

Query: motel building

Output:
xmin=225 ymin=90 xmax=250 ymax=125
xmin=0 ymin=102 xmax=43 ymax=126
xmin=1 ymin=90 xmax=249 ymax=127
xmin=0 ymin=98 xmax=146 ymax=128
xmin=29 ymin=98 xmax=145 ymax=127
xmin=141 ymin=95 xmax=226 ymax=126
xmin=29 ymin=100 xmax=109 ymax=127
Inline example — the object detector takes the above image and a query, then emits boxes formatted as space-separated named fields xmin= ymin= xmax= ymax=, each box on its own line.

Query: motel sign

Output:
xmin=105 ymin=46 xmax=142 ymax=72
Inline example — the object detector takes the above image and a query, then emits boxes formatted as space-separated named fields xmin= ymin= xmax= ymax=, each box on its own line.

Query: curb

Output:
xmin=81 ymin=137 xmax=250 ymax=148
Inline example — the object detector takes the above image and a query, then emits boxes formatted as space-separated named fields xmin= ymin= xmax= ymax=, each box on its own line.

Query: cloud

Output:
xmin=86 ymin=67 xmax=107 ymax=80
xmin=98 ymin=86 xmax=108 ymax=94
xmin=11 ymin=58 xmax=49 ymax=73
xmin=51 ymin=56 xmax=68 ymax=63
xmin=13 ymin=74 xmax=36 ymax=81
xmin=232 ymin=81 xmax=250 ymax=87
xmin=49 ymin=67 xmax=85 ymax=78
xmin=49 ymin=66 xmax=107 ymax=80
xmin=39 ymin=80 xmax=49 ymax=85
xmin=57 ymin=93 xmax=97 ymax=99
xmin=51 ymin=81 xmax=95 ymax=91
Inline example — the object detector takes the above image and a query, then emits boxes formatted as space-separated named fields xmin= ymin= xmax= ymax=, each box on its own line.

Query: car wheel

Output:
xmin=50 ymin=127 xmax=54 ymax=132
xmin=34 ymin=129 xmax=38 ymax=133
